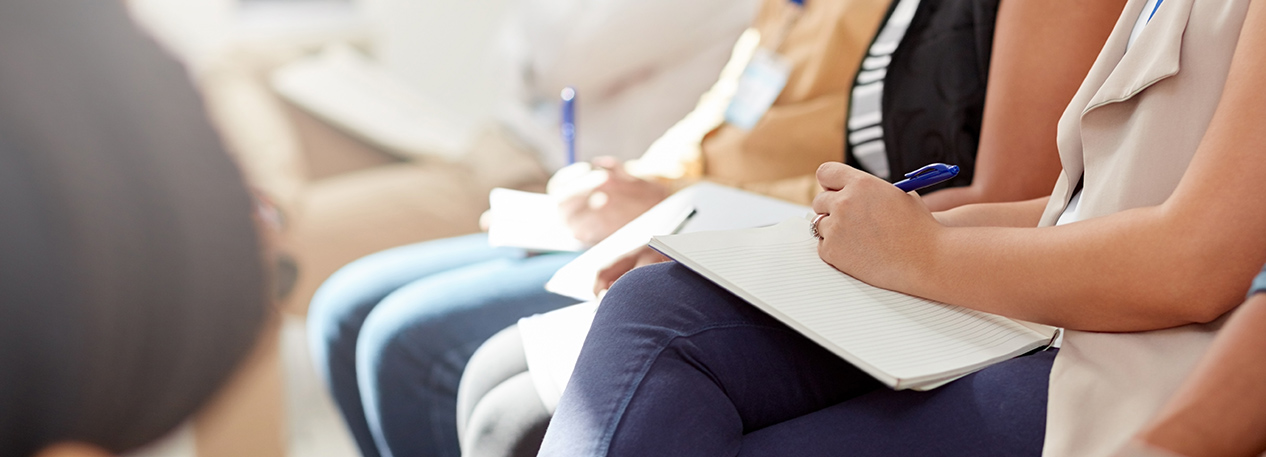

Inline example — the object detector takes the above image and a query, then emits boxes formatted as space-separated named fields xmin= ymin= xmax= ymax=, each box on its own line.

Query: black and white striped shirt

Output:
xmin=846 ymin=0 xmax=921 ymax=180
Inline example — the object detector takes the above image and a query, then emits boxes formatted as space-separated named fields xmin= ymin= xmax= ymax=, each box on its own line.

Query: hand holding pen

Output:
xmin=547 ymin=86 xmax=671 ymax=245
xmin=810 ymin=162 xmax=956 ymax=288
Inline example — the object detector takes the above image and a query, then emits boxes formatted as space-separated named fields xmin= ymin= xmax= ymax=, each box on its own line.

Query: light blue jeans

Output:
xmin=307 ymin=234 xmax=579 ymax=457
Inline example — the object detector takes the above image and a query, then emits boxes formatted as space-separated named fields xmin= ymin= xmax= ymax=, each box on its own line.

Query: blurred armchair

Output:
xmin=136 ymin=0 xmax=758 ymax=316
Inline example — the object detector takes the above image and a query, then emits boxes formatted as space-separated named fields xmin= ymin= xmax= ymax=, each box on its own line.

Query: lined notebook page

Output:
xmin=651 ymin=218 xmax=1051 ymax=387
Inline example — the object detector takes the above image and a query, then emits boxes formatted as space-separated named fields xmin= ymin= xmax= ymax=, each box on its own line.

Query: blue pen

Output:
xmin=893 ymin=163 xmax=960 ymax=192
xmin=561 ymin=86 xmax=577 ymax=165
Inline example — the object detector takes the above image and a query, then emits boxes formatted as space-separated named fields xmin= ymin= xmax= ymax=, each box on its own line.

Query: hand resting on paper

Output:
xmin=812 ymin=162 xmax=942 ymax=289
xmin=594 ymin=245 xmax=670 ymax=295
xmin=551 ymin=157 xmax=670 ymax=246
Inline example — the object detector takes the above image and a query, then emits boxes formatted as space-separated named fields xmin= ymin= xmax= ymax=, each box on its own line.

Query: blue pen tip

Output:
xmin=561 ymin=87 xmax=576 ymax=101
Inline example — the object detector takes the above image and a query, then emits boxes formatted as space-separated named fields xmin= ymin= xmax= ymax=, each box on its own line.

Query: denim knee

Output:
xmin=308 ymin=234 xmax=510 ymax=374
xmin=307 ymin=261 xmax=388 ymax=385
xmin=598 ymin=262 xmax=772 ymax=338
xmin=598 ymin=263 xmax=683 ymax=325
xmin=354 ymin=300 xmax=458 ymax=398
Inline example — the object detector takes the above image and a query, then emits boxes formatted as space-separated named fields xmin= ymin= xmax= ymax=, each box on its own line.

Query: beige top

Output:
xmin=628 ymin=0 xmax=889 ymax=206
xmin=1038 ymin=0 xmax=1253 ymax=456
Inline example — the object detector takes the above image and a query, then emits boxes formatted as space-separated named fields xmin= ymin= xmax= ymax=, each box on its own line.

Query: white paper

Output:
xmin=520 ymin=183 xmax=810 ymax=410
xmin=486 ymin=188 xmax=586 ymax=252
xmin=544 ymin=182 xmax=810 ymax=301
xmin=517 ymin=301 xmax=599 ymax=412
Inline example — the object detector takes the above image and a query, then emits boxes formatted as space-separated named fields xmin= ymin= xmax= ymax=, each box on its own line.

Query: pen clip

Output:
xmin=903 ymin=163 xmax=954 ymax=179
xmin=893 ymin=163 xmax=960 ymax=193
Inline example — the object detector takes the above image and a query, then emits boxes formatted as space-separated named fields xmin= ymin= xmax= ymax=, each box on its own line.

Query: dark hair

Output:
xmin=0 ymin=3 xmax=269 ymax=456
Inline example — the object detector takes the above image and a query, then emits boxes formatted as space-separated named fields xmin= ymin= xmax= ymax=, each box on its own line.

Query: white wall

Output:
xmin=131 ymin=0 xmax=757 ymax=162
xmin=362 ymin=0 xmax=516 ymax=134
xmin=128 ymin=0 xmax=370 ymax=67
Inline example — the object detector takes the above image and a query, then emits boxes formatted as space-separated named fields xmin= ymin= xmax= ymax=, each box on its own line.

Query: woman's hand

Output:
xmin=594 ymin=245 xmax=670 ymax=296
xmin=812 ymin=162 xmax=943 ymax=288
xmin=554 ymin=158 xmax=670 ymax=245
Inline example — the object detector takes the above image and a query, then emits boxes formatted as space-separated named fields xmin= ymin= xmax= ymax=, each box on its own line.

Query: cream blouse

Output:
xmin=1039 ymin=0 xmax=1254 ymax=456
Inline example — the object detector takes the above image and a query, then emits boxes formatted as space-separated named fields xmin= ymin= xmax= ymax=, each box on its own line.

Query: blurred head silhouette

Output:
xmin=0 ymin=3 xmax=269 ymax=456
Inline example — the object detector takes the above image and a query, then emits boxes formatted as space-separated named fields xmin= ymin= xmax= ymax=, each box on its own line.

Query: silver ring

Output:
xmin=810 ymin=213 xmax=827 ymax=240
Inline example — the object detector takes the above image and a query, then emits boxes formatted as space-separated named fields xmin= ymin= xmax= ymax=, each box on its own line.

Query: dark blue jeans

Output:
xmin=306 ymin=234 xmax=579 ymax=457
xmin=540 ymin=262 xmax=1054 ymax=457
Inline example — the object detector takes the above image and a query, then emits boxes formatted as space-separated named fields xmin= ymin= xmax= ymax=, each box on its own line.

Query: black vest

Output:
xmin=844 ymin=0 xmax=1000 ymax=191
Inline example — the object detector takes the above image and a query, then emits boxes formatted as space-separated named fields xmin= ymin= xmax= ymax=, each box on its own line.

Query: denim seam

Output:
xmin=594 ymin=321 xmax=802 ymax=456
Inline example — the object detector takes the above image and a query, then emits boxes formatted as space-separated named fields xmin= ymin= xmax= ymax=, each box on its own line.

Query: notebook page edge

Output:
xmin=651 ymin=218 xmax=1051 ymax=390
xmin=649 ymin=235 xmax=904 ymax=389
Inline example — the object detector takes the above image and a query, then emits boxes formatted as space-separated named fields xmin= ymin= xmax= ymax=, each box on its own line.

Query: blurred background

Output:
xmin=120 ymin=0 xmax=755 ymax=455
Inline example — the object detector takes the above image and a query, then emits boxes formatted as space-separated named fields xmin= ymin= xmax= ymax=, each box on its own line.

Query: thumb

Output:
xmin=593 ymin=157 xmax=636 ymax=182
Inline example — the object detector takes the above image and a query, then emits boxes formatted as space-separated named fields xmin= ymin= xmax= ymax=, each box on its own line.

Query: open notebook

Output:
xmin=649 ymin=217 xmax=1059 ymax=390
xmin=545 ymin=182 xmax=810 ymax=300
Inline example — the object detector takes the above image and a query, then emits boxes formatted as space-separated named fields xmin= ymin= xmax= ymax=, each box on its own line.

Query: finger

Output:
xmin=549 ymin=162 xmax=595 ymax=188
xmin=815 ymin=162 xmax=865 ymax=191
xmin=812 ymin=188 xmax=849 ymax=218
xmin=815 ymin=215 xmax=838 ymax=261
xmin=604 ymin=161 xmax=636 ymax=182
xmin=594 ymin=273 xmax=615 ymax=296
xmin=557 ymin=190 xmax=589 ymax=216
xmin=590 ymin=156 xmax=620 ymax=170
xmin=478 ymin=210 xmax=493 ymax=232
xmin=594 ymin=253 xmax=638 ymax=295
xmin=594 ymin=271 xmax=619 ymax=295
xmin=595 ymin=172 xmax=623 ymax=194
xmin=598 ymin=163 xmax=643 ymax=190
xmin=586 ymin=191 xmax=610 ymax=211
xmin=634 ymin=250 xmax=670 ymax=268
xmin=812 ymin=190 xmax=836 ymax=215
xmin=815 ymin=213 xmax=834 ymax=241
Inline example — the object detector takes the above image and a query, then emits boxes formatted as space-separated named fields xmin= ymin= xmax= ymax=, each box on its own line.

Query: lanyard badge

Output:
xmin=724 ymin=0 xmax=803 ymax=130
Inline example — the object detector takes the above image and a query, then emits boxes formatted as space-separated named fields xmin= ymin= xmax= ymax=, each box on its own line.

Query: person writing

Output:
xmin=306 ymin=1 xmax=894 ymax=456
xmin=537 ymin=0 xmax=1266 ymax=455
xmin=455 ymin=0 xmax=1124 ymax=455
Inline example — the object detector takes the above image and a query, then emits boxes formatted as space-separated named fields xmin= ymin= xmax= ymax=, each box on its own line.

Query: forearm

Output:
xmin=908 ymin=205 xmax=1257 ymax=331
xmin=892 ymin=4 xmax=1266 ymax=331
xmin=921 ymin=0 xmax=1122 ymax=215
xmin=1138 ymin=294 xmax=1266 ymax=457
xmin=921 ymin=186 xmax=986 ymax=212
xmin=931 ymin=196 xmax=1048 ymax=228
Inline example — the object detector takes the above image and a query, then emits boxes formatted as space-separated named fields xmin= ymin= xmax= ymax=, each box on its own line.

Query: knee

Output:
xmin=307 ymin=250 xmax=416 ymax=361
xmin=605 ymin=262 xmax=684 ymax=303
xmin=307 ymin=290 xmax=356 ymax=351
xmin=308 ymin=254 xmax=389 ymax=332
xmin=356 ymin=311 xmax=441 ymax=380
xmin=307 ymin=266 xmax=378 ymax=368
xmin=599 ymin=262 xmax=675 ymax=319
xmin=353 ymin=293 xmax=465 ymax=398
xmin=598 ymin=262 xmax=729 ymax=329
xmin=462 ymin=373 xmax=550 ymax=457
xmin=458 ymin=325 xmax=527 ymax=431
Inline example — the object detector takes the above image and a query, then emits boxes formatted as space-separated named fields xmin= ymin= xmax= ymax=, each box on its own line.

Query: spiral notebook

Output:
xmin=649 ymin=218 xmax=1059 ymax=390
